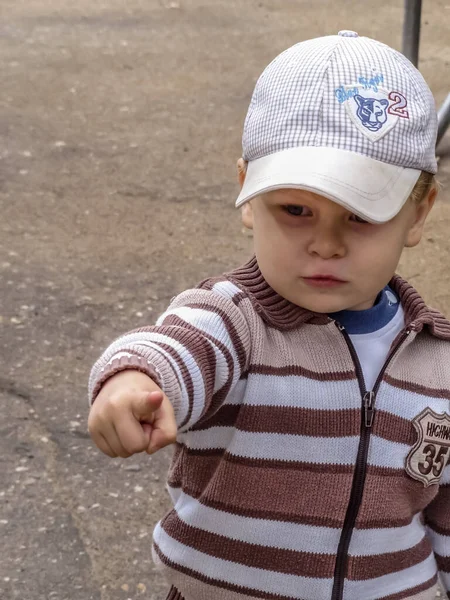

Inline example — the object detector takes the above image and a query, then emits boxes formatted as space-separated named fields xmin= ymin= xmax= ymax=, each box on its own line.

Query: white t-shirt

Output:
xmin=330 ymin=287 xmax=405 ymax=390
xmin=349 ymin=304 xmax=404 ymax=390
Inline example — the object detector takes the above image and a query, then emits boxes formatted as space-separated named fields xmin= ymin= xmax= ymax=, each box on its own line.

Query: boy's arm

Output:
xmin=423 ymin=465 xmax=450 ymax=593
xmin=88 ymin=285 xmax=251 ymax=432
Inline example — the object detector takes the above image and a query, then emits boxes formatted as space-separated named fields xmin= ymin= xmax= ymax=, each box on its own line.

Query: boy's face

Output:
xmin=239 ymin=166 xmax=435 ymax=313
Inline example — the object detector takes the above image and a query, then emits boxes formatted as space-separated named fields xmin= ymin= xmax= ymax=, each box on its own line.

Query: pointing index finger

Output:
xmin=132 ymin=389 xmax=165 ymax=423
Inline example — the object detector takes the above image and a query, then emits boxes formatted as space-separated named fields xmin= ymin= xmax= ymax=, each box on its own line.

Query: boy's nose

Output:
xmin=307 ymin=227 xmax=346 ymax=260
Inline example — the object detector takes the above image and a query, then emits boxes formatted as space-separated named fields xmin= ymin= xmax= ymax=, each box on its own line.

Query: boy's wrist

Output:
xmin=91 ymin=355 xmax=161 ymax=404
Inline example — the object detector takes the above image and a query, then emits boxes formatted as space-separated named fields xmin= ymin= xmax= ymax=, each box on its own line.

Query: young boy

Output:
xmin=88 ymin=31 xmax=450 ymax=600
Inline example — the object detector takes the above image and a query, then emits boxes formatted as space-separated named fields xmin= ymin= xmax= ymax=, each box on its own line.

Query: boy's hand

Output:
xmin=88 ymin=370 xmax=177 ymax=458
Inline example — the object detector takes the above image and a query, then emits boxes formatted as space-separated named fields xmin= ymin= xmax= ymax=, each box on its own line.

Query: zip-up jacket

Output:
xmin=89 ymin=257 xmax=450 ymax=600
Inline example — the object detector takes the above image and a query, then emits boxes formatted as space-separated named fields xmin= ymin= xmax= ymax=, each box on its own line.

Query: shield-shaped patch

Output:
xmin=406 ymin=408 xmax=450 ymax=487
xmin=342 ymin=86 xmax=402 ymax=143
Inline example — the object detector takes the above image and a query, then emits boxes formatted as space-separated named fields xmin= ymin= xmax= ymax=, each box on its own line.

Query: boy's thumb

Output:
xmin=133 ymin=390 xmax=164 ymax=422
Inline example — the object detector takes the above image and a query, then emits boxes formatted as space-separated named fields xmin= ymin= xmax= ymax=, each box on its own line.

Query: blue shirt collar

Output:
xmin=329 ymin=286 xmax=400 ymax=334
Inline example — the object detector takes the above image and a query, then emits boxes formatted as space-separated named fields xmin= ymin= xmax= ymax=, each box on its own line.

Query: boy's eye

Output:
xmin=283 ymin=205 xmax=311 ymax=216
xmin=350 ymin=214 xmax=369 ymax=224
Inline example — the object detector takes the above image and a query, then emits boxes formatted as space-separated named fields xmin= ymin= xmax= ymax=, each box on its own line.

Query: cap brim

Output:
xmin=235 ymin=147 xmax=421 ymax=224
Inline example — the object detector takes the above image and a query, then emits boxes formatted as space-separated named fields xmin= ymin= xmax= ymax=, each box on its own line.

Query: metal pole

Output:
xmin=437 ymin=94 xmax=450 ymax=147
xmin=402 ymin=0 xmax=422 ymax=66
xmin=401 ymin=1 xmax=449 ymax=146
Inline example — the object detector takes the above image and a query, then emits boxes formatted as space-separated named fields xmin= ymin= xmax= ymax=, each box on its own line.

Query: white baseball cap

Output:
xmin=236 ymin=31 xmax=438 ymax=223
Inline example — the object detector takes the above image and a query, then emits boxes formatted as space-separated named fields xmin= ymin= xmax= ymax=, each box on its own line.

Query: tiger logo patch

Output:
xmin=335 ymin=74 xmax=409 ymax=142
xmin=354 ymin=95 xmax=389 ymax=132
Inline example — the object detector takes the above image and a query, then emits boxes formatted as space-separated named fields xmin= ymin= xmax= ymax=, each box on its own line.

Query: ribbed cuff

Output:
xmin=90 ymin=354 xmax=162 ymax=405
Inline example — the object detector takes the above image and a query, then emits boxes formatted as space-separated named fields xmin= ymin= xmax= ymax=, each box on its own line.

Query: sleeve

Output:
xmin=88 ymin=284 xmax=251 ymax=433
xmin=424 ymin=462 xmax=450 ymax=595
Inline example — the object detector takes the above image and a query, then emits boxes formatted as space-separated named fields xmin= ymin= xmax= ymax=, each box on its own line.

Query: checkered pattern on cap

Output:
xmin=242 ymin=34 xmax=438 ymax=173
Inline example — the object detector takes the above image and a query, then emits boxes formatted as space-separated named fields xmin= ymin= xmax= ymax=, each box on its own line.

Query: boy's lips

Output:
xmin=302 ymin=274 xmax=348 ymax=288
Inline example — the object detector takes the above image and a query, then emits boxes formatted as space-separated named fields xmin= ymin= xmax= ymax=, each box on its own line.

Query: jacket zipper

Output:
xmin=330 ymin=323 xmax=412 ymax=600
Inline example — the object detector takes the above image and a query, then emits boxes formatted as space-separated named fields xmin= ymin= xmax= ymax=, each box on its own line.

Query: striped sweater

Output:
xmin=89 ymin=257 xmax=450 ymax=600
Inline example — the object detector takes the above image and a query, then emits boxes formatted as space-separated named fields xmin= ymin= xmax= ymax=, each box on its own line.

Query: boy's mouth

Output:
xmin=302 ymin=274 xmax=347 ymax=288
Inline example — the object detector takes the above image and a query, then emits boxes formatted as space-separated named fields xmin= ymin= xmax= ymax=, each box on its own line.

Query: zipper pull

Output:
xmin=335 ymin=321 xmax=345 ymax=332
xmin=364 ymin=391 xmax=376 ymax=427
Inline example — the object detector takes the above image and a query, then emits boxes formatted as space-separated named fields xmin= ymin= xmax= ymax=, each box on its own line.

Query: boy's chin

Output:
xmin=288 ymin=292 xmax=357 ymax=314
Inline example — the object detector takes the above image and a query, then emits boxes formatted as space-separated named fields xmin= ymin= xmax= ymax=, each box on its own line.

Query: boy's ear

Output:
xmin=404 ymin=188 xmax=437 ymax=248
xmin=241 ymin=201 xmax=254 ymax=230
xmin=237 ymin=158 xmax=253 ymax=229
xmin=237 ymin=158 xmax=247 ymax=189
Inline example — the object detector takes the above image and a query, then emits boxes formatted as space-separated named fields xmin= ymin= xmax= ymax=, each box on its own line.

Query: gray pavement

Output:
xmin=0 ymin=1 xmax=449 ymax=599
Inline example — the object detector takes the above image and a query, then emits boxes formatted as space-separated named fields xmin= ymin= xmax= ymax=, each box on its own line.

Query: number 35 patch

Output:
xmin=406 ymin=408 xmax=450 ymax=487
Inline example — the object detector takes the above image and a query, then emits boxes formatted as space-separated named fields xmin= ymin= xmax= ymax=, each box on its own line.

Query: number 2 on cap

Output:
xmin=387 ymin=91 xmax=409 ymax=119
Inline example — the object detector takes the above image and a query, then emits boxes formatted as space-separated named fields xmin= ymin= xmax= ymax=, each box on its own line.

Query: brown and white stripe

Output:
xmin=153 ymin=520 xmax=438 ymax=599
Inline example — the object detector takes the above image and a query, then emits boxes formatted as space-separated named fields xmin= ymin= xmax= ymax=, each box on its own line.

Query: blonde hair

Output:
xmin=237 ymin=159 xmax=248 ymax=175
xmin=409 ymin=171 xmax=438 ymax=204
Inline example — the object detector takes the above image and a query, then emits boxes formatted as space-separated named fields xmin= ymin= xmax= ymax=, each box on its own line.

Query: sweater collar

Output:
xmin=226 ymin=256 xmax=450 ymax=339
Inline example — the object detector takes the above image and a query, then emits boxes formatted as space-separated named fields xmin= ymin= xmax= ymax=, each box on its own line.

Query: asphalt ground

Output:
xmin=0 ymin=1 xmax=449 ymax=598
